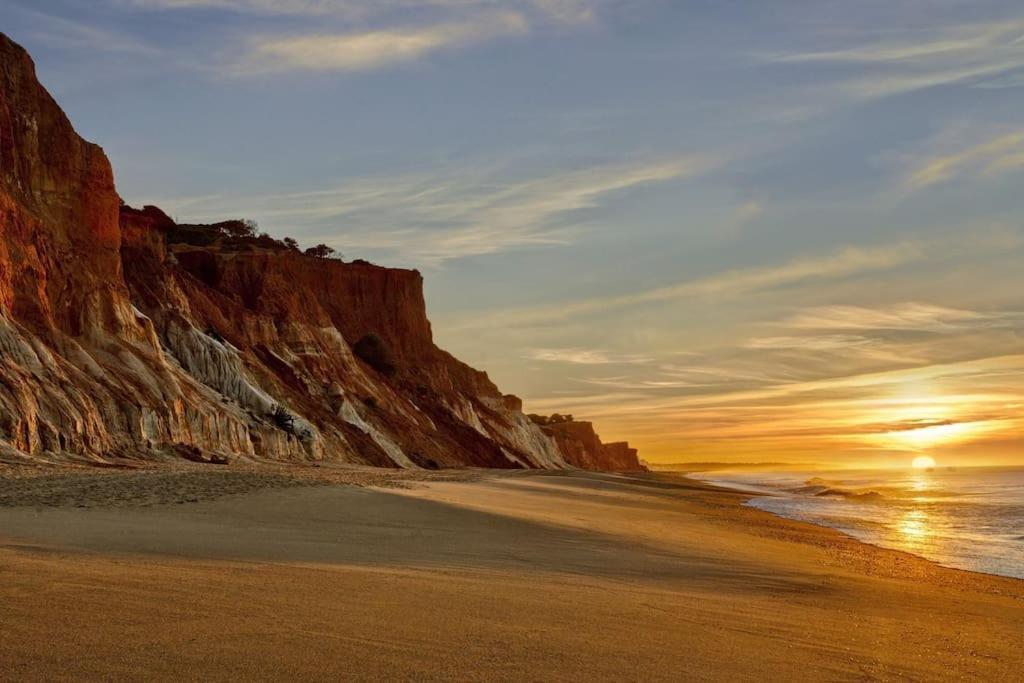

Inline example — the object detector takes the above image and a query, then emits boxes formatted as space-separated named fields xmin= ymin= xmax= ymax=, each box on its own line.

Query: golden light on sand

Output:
xmin=912 ymin=455 xmax=937 ymax=469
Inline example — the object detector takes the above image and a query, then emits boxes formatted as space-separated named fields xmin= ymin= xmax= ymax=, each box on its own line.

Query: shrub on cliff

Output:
xmin=529 ymin=413 xmax=574 ymax=426
xmin=353 ymin=334 xmax=397 ymax=377
xmin=271 ymin=404 xmax=296 ymax=433
xmin=167 ymin=217 xmax=296 ymax=253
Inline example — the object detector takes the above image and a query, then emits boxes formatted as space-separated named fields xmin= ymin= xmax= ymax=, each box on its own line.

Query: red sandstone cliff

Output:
xmin=541 ymin=420 xmax=645 ymax=472
xmin=0 ymin=33 xmax=643 ymax=472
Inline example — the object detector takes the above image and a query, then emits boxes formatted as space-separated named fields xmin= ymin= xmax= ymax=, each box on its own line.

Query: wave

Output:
xmin=785 ymin=477 xmax=887 ymax=502
xmin=737 ymin=467 xmax=1024 ymax=580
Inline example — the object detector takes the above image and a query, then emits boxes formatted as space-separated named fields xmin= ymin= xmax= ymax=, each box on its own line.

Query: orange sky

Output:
xmin=441 ymin=301 xmax=1024 ymax=468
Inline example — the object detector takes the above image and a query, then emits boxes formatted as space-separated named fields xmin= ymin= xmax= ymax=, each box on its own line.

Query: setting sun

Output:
xmin=912 ymin=455 xmax=937 ymax=470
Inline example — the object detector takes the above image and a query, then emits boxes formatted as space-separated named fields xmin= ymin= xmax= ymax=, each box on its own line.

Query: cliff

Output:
xmin=542 ymin=421 xmax=646 ymax=472
xmin=0 ymin=33 xmax=643 ymax=472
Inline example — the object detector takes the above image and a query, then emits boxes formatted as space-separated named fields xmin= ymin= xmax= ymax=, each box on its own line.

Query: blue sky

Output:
xmin=6 ymin=0 xmax=1024 ymax=464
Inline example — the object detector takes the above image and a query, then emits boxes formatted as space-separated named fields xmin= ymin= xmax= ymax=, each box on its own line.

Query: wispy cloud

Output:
xmin=116 ymin=0 xmax=610 ymax=74
xmin=236 ymin=12 xmax=528 ymax=73
xmin=770 ymin=21 xmax=1024 ymax=66
xmin=744 ymin=334 xmax=876 ymax=352
xmin=904 ymin=131 xmax=1024 ymax=189
xmin=119 ymin=0 xmax=605 ymax=24
xmin=520 ymin=292 xmax=1024 ymax=460
xmin=450 ymin=242 xmax=925 ymax=330
xmin=529 ymin=0 xmax=598 ymax=25
xmin=119 ymin=0 xmax=371 ymax=13
xmin=733 ymin=200 xmax=763 ymax=223
xmin=528 ymin=352 xmax=1024 ymax=461
xmin=150 ymin=157 xmax=707 ymax=264
xmin=526 ymin=348 xmax=654 ymax=365
xmin=782 ymin=303 xmax=1022 ymax=332
xmin=13 ymin=7 xmax=158 ymax=55
xmin=735 ymin=303 xmax=1024 ymax=367
xmin=765 ymin=19 xmax=1024 ymax=101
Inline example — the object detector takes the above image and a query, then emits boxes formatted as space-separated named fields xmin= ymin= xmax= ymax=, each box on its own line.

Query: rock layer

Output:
xmin=0 ymin=33 xmax=643 ymax=472
xmin=543 ymin=421 xmax=646 ymax=472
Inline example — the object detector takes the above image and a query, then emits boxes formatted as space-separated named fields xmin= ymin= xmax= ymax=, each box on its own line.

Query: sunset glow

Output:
xmin=885 ymin=422 xmax=980 ymax=451
xmin=912 ymin=455 xmax=937 ymax=470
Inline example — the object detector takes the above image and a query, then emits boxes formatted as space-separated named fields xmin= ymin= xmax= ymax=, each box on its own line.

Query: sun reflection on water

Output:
xmin=893 ymin=471 xmax=937 ymax=552
xmin=898 ymin=509 xmax=931 ymax=542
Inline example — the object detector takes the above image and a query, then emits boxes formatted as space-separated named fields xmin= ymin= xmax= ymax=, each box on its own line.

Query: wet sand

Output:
xmin=1 ymin=466 xmax=1022 ymax=680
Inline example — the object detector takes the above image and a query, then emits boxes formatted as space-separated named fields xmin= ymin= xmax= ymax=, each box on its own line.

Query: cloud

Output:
xmin=765 ymin=19 xmax=1024 ymax=101
xmin=450 ymin=242 xmax=924 ymax=330
xmin=744 ymin=335 xmax=875 ymax=352
xmin=526 ymin=348 xmax=654 ymax=365
xmin=119 ymin=0 xmax=606 ymax=25
xmin=117 ymin=0 xmax=610 ymax=74
xmin=529 ymin=0 xmax=597 ymax=25
xmin=573 ymin=376 xmax=714 ymax=390
xmin=12 ymin=8 xmax=158 ymax=55
xmin=237 ymin=12 xmax=528 ymax=73
xmin=149 ymin=157 xmax=706 ymax=264
xmin=783 ymin=303 xmax=1023 ymax=332
xmin=736 ymin=303 xmax=1024 ymax=367
xmin=734 ymin=200 xmax=763 ymax=223
xmin=527 ymin=353 xmax=1024 ymax=448
xmin=119 ymin=0 xmax=371 ymax=12
xmin=769 ymin=21 xmax=1023 ymax=66
xmin=519 ymin=295 xmax=1024 ymax=459
xmin=904 ymin=132 xmax=1024 ymax=190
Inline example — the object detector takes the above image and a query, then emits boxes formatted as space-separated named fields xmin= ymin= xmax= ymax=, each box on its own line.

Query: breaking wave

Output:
xmin=690 ymin=466 xmax=1024 ymax=580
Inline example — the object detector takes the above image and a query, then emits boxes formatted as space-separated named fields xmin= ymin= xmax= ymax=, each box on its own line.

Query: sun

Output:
xmin=912 ymin=455 xmax=937 ymax=470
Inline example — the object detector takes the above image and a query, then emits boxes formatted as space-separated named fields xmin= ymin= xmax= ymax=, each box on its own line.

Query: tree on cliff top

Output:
xmin=305 ymin=243 xmax=341 ymax=259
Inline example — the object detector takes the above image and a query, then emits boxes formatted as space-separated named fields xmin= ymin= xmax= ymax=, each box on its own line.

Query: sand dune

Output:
xmin=1 ymin=469 xmax=1022 ymax=680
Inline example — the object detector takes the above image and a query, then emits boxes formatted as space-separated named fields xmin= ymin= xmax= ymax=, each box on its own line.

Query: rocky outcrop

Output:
xmin=541 ymin=420 xmax=645 ymax=472
xmin=0 ymin=33 xmax=642 ymax=472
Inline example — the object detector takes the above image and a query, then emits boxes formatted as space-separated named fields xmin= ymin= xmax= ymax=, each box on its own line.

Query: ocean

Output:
xmin=691 ymin=466 xmax=1024 ymax=580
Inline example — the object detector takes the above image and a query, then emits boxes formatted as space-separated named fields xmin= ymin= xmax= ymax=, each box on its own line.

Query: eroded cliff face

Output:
xmin=0 ymin=33 xmax=643 ymax=472
xmin=543 ymin=421 xmax=645 ymax=472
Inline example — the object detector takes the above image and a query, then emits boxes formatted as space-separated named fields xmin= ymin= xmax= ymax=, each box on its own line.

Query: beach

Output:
xmin=1 ymin=465 xmax=1022 ymax=681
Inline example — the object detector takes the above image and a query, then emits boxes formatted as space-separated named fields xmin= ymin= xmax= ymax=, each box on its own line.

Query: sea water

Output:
xmin=690 ymin=467 xmax=1024 ymax=580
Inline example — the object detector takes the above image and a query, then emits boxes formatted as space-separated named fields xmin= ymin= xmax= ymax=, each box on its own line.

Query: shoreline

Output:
xmin=2 ymin=462 xmax=1021 ymax=589
xmin=2 ymin=465 xmax=1023 ymax=679
xmin=3 ymin=462 xmax=1022 ymax=587
xmin=681 ymin=470 xmax=1024 ymax=585
xmin=669 ymin=470 xmax=1024 ymax=596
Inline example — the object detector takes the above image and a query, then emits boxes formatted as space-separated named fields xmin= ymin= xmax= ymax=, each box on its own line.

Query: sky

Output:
xmin=5 ymin=0 xmax=1024 ymax=467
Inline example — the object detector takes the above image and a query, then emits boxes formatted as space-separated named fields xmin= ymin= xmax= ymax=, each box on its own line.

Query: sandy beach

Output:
xmin=1 ymin=465 xmax=1022 ymax=681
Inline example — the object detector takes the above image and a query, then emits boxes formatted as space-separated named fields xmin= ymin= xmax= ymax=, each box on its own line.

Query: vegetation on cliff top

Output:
xmin=156 ymin=209 xmax=343 ymax=260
